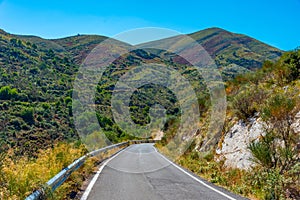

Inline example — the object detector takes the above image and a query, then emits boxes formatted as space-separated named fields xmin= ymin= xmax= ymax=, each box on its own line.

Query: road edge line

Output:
xmin=80 ymin=147 xmax=128 ymax=200
xmin=157 ymin=152 xmax=237 ymax=200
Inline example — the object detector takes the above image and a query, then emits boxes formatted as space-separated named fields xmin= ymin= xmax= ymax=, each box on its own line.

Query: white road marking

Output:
xmin=157 ymin=151 xmax=237 ymax=200
xmin=80 ymin=148 xmax=128 ymax=200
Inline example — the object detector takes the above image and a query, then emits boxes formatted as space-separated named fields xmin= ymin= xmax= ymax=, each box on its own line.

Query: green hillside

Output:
xmin=0 ymin=30 xmax=78 ymax=156
xmin=0 ymin=27 xmax=283 ymax=156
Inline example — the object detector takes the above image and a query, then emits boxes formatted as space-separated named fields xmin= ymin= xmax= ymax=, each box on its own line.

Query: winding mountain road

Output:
xmin=81 ymin=143 xmax=248 ymax=200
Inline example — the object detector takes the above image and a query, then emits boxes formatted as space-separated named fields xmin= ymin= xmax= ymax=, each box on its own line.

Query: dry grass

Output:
xmin=0 ymin=143 xmax=93 ymax=199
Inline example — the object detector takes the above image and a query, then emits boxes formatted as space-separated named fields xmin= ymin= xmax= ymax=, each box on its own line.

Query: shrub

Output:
xmin=249 ymin=92 xmax=299 ymax=199
xmin=64 ymin=97 xmax=72 ymax=105
xmin=9 ymin=118 xmax=23 ymax=131
xmin=29 ymin=67 xmax=39 ymax=75
xmin=270 ymin=49 xmax=300 ymax=85
xmin=41 ymin=102 xmax=50 ymax=110
xmin=280 ymin=50 xmax=300 ymax=81
xmin=20 ymin=108 xmax=34 ymax=125
xmin=232 ymin=86 xmax=267 ymax=120
xmin=248 ymin=133 xmax=276 ymax=168
xmin=0 ymin=86 xmax=18 ymax=100
xmin=261 ymin=93 xmax=295 ymax=121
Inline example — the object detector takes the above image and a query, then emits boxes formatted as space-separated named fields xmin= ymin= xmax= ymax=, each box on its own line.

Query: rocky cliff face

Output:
xmin=217 ymin=112 xmax=300 ymax=170
xmin=216 ymin=117 xmax=265 ymax=170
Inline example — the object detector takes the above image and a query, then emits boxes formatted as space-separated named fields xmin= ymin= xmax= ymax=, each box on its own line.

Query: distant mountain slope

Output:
xmin=191 ymin=28 xmax=282 ymax=64
xmin=51 ymin=35 xmax=108 ymax=64
xmin=9 ymin=27 xmax=283 ymax=76
xmin=141 ymin=28 xmax=283 ymax=79
xmin=11 ymin=35 xmax=66 ymax=53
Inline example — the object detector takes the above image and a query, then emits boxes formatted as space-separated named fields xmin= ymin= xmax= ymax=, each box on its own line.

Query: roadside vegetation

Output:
xmin=0 ymin=141 xmax=126 ymax=199
xmin=0 ymin=142 xmax=94 ymax=199
xmin=176 ymin=49 xmax=300 ymax=200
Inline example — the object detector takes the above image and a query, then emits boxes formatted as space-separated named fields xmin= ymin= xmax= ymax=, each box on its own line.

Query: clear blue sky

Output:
xmin=0 ymin=0 xmax=299 ymax=50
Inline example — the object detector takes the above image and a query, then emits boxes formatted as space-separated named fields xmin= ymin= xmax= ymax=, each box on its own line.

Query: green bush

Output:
xmin=64 ymin=97 xmax=72 ymax=105
xmin=248 ymin=133 xmax=275 ymax=168
xmin=279 ymin=50 xmax=300 ymax=82
xmin=0 ymin=86 xmax=18 ymax=100
xmin=41 ymin=102 xmax=50 ymax=110
xmin=232 ymin=86 xmax=267 ymax=120
xmin=20 ymin=108 xmax=34 ymax=125
xmin=249 ymin=92 xmax=299 ymax=199
xmin=261 ymin=93 xmax=295 ymax=121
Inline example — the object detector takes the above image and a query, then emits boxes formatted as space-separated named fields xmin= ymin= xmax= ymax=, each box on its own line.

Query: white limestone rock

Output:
xmin=291 ymin=111 xmax=300 ymax=134
xmin=216 ymin=117 xmax=265 ymax=170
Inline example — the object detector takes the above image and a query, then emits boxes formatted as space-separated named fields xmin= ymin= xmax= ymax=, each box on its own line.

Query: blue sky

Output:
xmin=0 ymin=0 xmax=299 ymax=50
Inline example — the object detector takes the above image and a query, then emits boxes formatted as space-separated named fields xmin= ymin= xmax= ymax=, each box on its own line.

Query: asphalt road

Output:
xmin=81 ymin=143 xmax=248 ymax=200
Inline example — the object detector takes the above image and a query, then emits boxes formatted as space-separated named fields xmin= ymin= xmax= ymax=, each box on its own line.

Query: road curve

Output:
xmin=81 ymin=143 xmax=248 ymax=200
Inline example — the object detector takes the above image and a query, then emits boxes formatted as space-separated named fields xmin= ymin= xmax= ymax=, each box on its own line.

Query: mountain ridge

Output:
xmin=140 ymin=27 xmax=283 ymax=78
xmin=0 ymin=27 xmax=283 ymax=66
xmin=0 ymin=27 xmax=284 ymax=155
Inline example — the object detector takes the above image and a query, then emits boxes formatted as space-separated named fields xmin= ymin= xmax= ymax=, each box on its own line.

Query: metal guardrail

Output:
xmin=25 ymin=140 xmax=157 ymax=200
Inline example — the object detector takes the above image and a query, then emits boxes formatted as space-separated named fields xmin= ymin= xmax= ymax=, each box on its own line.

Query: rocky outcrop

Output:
xmin=217 ymin=111 xmax=300 ymax=170
xmin=291 ymin=111 xmax=300 ymax=134
xmin=216 ymin=117 xmax=265 ymax=170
